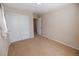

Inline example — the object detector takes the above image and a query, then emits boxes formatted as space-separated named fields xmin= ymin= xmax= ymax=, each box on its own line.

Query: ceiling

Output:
xmin=4 ymin=3 xmax=70 ymax=15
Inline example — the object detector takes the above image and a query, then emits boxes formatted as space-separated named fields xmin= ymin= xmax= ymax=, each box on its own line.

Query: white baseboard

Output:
xmin=41 ymin=34 xmax=79 ymax=50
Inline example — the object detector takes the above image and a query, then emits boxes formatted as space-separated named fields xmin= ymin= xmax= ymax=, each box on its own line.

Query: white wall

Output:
xmin=41 ymin=4 xmax=79 ymax=50
xmin=4 ymin=7 xmax=34 ymax=42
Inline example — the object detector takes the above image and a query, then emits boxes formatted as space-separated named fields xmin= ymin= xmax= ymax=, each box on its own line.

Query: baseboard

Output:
xmin=40 ymin=34 xmax=79 ymax=51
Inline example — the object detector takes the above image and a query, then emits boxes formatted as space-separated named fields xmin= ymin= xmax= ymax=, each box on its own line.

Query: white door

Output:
xmin=6 ymin=12 xmax=30 ymax=42
xmin=37 ymin=18 xmax=42 ymax=35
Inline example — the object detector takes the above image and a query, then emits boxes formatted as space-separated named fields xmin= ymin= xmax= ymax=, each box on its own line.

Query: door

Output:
xmin=6 ymin=12 xmax=30 ymax=42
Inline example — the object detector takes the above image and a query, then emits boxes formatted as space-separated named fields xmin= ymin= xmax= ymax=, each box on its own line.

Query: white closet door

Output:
xmin=6 ymin=12 xmax=30 ymax=42
xmin=17 ymin=15 xmax=30 ymax=41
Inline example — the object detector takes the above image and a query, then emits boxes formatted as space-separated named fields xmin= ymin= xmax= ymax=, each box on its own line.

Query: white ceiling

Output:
xmin=4 ymin=3 xmax=70 ymax=15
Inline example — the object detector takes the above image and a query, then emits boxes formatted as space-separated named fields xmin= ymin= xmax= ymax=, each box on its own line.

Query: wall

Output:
xmin=41 ymin=4 xmax=79 ymax=50
xmin=4 ymin=7 xmax=34 ymax=42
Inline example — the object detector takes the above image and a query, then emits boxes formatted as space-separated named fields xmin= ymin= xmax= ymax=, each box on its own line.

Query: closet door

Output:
xmin=16 ymin=15 xmax=30 ymax=41
xmin=6 ymin=12 xmax=30 ymax=42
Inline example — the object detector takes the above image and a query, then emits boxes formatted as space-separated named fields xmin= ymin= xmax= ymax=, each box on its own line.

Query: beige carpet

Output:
xmin=8 ymin=35 xmax=79 ymax=56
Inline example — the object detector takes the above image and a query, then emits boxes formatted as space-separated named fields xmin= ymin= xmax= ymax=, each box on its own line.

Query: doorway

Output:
xmin=33 ymin=18 xmax=37 ymax=35
xmin=33 ymin=17 xmax=42 ymax=36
